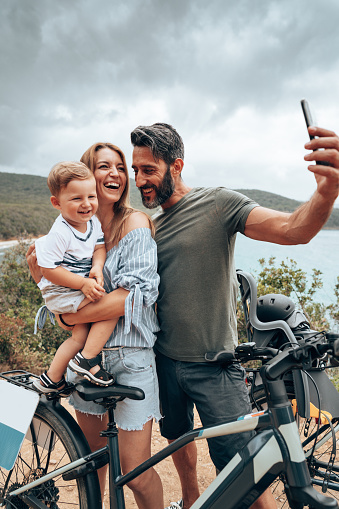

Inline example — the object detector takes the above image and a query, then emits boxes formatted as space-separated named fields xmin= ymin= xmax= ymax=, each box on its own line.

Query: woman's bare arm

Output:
xmin=61 ymin=287 xmax=129 ymax=327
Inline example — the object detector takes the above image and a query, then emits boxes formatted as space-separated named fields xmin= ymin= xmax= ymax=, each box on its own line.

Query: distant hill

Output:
xmin=0 ymin=172 xmax=151 ymax=240
xmin=0 ymin=172 xmax=338 ymax=240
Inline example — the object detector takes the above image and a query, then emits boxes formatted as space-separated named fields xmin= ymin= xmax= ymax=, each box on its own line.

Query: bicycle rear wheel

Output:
xmin=251 ymin=384 xmax=339 ymax=509
xmin=0 ymin=399 xmax=99 ymax=508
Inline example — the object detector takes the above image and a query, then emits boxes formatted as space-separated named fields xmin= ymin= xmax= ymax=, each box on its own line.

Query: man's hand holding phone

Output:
xmin=301 ymin=99 xmax=329 ymax=166
xmin=301 ymin=100 xmax=339 ymax=202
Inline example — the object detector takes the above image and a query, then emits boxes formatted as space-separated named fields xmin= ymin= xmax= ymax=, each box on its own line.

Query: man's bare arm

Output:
xmin=244 ymin=192 xmax=334 ymax=245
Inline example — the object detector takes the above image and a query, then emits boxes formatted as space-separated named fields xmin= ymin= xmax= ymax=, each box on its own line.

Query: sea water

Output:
xmin=235 ymin=229 xmax=339 ymax=307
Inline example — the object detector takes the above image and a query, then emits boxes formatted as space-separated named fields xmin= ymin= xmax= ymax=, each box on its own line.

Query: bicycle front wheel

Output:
xmin=251 ymin=384 xmax=339 ymax=509
xmin=0 ymin=399 xmax=99 ymax=508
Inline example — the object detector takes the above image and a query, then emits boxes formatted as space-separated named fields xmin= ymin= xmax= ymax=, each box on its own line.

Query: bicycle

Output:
xmin=1 ymin=269 xmax=339 ymax=509
xmin=1 ymin=341 xmax=339 ymax=507
xmin=237 ymin=269 xmax=339 ymax=507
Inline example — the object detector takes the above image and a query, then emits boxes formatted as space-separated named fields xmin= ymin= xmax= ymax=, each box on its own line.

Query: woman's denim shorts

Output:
xmin=67 ymin=347 xmax=161 ymax=431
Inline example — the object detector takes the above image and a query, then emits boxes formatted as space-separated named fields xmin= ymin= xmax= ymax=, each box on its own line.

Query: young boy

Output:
xmin=33 ymin=161 xmax=117 ymax=394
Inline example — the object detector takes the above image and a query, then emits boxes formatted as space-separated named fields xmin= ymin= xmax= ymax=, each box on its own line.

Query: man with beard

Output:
xmin=130 ymin=122 xmax=339 ymax=509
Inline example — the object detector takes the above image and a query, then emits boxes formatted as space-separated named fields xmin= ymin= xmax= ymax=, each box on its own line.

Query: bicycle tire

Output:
xmin=251 ymin=384 xmax=339 ymax=509
xmin=0 ymin=399 xmax=100 ymax=508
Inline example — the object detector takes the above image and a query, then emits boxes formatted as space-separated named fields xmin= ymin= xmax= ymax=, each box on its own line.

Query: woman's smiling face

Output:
xmin=94 ymin=147 xmax=127 ymax=205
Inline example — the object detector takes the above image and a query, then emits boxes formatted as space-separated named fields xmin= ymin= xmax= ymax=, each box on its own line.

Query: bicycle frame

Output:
xmin=109 ymin=379 xmax=335 ymax=509
xmin=1 ymin=394 xmax=290 ymax=509
xmin=112 ymin=404 xmax=289 ymax=509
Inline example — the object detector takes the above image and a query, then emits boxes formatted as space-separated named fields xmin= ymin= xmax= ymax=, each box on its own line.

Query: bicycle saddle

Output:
xmin=75 ymin=380 xmax=145 ymax=402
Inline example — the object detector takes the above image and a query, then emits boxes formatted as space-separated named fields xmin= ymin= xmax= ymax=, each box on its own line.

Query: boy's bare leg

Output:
xmin=79 ymin=318 xmax=119 ymax=375
xmin=47 ymin=323 xmax=89 ymax=382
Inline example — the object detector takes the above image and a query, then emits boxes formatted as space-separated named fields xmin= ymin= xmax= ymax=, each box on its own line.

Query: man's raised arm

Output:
xmin=244 ymin=126 xmax=339 ymax=245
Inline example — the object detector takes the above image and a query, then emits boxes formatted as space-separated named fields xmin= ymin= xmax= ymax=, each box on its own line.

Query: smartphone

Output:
xmin=300 ymin=99 xmax=329 ymax=165
xmin=300 ymin=99 xmax=316 ymax=140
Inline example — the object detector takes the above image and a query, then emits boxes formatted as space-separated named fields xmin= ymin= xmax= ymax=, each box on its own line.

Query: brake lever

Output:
xmin=290 ymin=340 xmax=331 ymax=370
xmin=235 ymin=343 xmax=279 ymax=360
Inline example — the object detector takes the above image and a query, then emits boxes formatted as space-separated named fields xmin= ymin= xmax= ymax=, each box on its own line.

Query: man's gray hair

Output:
xmin=130 ymin=123 xmax=184 ymax=166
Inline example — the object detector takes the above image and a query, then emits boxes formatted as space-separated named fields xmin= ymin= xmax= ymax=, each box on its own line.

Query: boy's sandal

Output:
xmin=68 ymin=351 xmax=115 ymax=386
xmin=32 ymin=371 xmax=72 ymax=397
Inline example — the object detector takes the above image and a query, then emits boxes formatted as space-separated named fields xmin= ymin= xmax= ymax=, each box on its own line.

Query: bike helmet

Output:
xmin=257 ymin=294 xmax=295 ymax=322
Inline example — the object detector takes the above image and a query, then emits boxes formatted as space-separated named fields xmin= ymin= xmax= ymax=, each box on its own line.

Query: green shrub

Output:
xmin=0 ymin=313 xmax=43 ymax=371
xmin=0 ymin=240 xmax=70 ymax=373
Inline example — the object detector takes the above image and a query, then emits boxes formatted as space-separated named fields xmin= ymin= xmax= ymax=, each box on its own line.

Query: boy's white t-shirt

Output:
xmin=35 ymin=214 xmax=105 ymax=291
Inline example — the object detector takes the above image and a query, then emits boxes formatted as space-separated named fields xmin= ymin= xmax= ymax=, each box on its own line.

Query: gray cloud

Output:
xmin=1 ymin=0 xmax=339 ymax=202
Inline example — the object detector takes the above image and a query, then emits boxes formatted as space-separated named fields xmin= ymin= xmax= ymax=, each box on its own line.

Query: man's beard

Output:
xmin=140 ymin=166 xmax=175 ymax=209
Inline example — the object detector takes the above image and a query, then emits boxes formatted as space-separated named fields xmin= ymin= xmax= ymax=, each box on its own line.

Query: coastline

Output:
xmin=0 ymin=238 xmax=37 ymax=249
xmin=0 ymin=228 xmax=338 ymax=250
xmin=0 ymin=240 xmax=20 ymax=249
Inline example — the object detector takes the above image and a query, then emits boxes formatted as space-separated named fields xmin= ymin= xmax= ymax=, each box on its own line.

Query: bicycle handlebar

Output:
xmin=206 ymin=336 xmax=339 ymax=382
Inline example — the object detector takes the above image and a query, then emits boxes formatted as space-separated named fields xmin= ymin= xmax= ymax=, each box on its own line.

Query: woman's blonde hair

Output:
xmin=80 ymin=142 xmax=153 ymax=245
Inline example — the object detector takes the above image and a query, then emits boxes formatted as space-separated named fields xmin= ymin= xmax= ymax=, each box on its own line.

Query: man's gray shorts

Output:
xmin=155 ymin=350 xmax=254 ymax=471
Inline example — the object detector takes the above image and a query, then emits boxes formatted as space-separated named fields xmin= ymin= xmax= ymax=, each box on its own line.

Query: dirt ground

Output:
xmin=63 ymin=400 xmax=216 ymax=508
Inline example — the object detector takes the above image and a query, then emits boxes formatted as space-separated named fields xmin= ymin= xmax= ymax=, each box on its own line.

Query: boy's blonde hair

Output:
xmin=47 ymin=161 xmax=94 ymax=197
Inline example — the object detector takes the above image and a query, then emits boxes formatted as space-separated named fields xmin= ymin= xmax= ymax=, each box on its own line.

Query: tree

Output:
xmin=256 ymin=257 xmax=331 ymax=330
xmin=328 ymin=277 xmax=339 ymax=325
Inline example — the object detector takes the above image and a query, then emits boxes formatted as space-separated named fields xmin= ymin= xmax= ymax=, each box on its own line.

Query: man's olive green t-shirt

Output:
xmin=153 ymin=187 xmax=258 ymax=362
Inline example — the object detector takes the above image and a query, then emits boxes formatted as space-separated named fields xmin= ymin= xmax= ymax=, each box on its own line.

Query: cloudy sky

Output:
xmin=1 ymin=0 xmax=339 ymax=203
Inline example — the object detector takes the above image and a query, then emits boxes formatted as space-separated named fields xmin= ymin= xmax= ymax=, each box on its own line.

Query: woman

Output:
xmin=27 ymin=142 xmax=163 ymax=509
